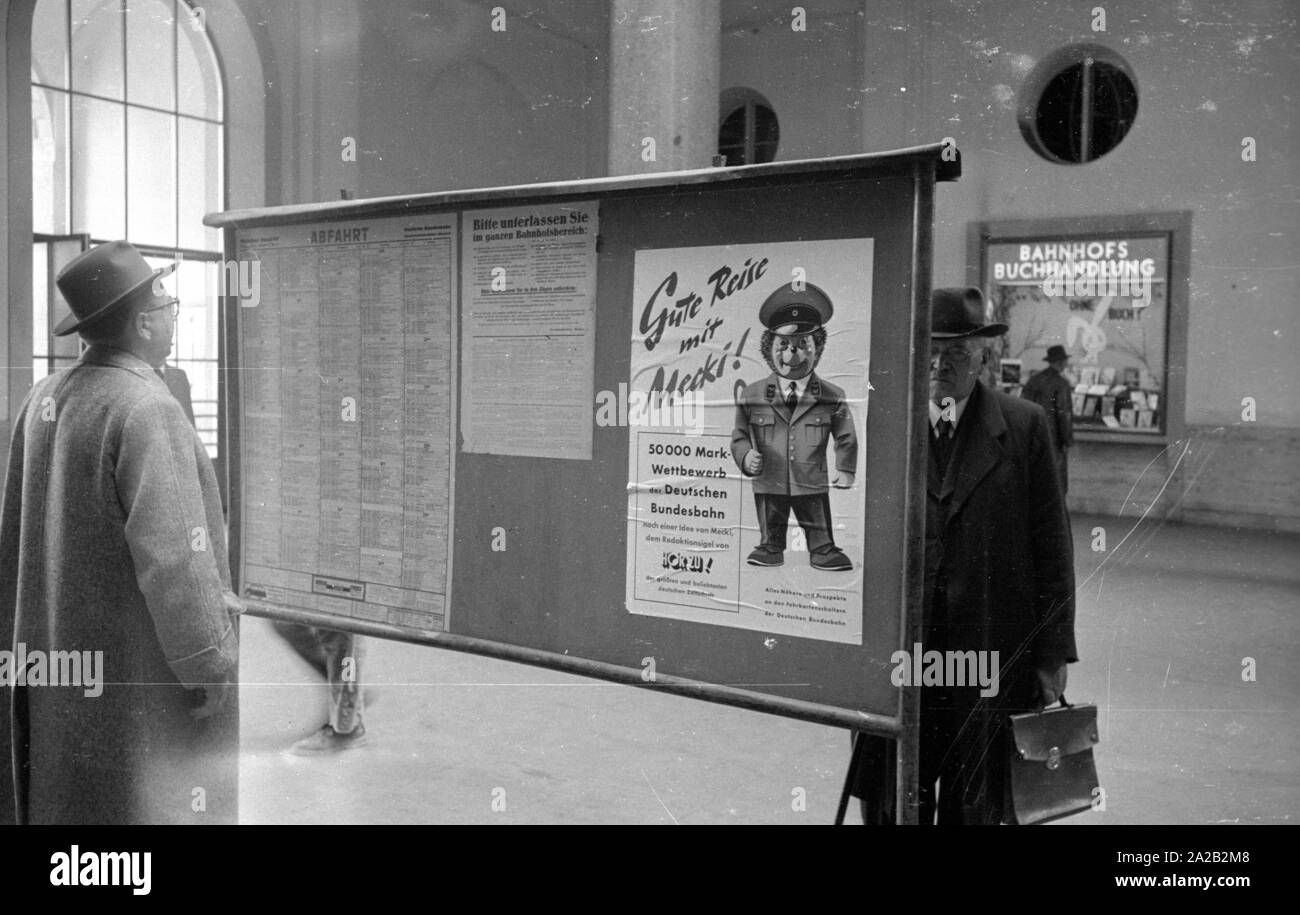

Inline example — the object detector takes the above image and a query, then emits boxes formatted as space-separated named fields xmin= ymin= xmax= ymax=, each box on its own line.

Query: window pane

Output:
xmin=126 ymin=0 xmax=175 ymax=111
xmin=32 ymin=85 xmax=70 ymax=234
xmin=33 ymin=244 xmax=49 ymax=352
xmin=32 ymin=0 xmax=69 ymax=88
xmin=175 ymin=256 xmax=217 ymax=362
xmin=178 ymin=117 xmax=220 ymax=250
xmin=72 ymin=0 xmax=124 ymax=100
xmin=41 ymin=238 xmax=90 ymax=360
xmin=127 ymin=107 xmax=177 ymax=247
xmin=174 ymin=258 xmax=219 ymax=456
xmin=71 ymin=95 xmax=125 ymax=238
xmin=177 ymin=1 xmax=220 ymax=120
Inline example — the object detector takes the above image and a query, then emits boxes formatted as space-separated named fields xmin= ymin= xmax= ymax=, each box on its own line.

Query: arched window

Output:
xmin=718 ymin=87 xmax=779 ymax=166
xmin=31 ymin=0 xmax=224 ymax=456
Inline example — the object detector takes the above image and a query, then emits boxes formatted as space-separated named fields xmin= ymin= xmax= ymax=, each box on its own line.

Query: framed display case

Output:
xmin=969 ymin=212 xmax=1191 ymax=444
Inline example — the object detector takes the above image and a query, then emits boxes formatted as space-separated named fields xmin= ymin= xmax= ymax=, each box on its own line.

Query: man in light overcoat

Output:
xmin=0 ymin=241 xmax=240 ymax=824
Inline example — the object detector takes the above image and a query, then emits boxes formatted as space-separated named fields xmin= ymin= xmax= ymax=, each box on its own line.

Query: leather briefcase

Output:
xmin=1008 ymin=696 xmax=1100 ymax=825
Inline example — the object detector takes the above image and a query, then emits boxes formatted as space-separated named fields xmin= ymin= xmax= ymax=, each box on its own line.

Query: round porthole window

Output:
xmin=1019 ymin=43 xmax=1138 ymax=164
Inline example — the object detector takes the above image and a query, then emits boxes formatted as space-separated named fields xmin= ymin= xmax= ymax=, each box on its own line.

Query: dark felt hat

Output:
xmin=1044 ymin=344 xmax=1069 ymax=362
xmin=54 ymin=240 xmax=176 ymax=337
xmin=758 ymin=281 xmax=833 ymax=334
xmin=930 ymin=286 xmax=1007 ymax=338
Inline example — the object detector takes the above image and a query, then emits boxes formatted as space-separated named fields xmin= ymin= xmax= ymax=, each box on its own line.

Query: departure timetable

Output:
xmin=235 ymin=215 xmax=456 ymax=632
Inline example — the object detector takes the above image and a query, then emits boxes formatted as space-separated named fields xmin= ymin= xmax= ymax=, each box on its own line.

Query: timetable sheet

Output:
xmin=236 ymin=215 xmax=456 ymax=632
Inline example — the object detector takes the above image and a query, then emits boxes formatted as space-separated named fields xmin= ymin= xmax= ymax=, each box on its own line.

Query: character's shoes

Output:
xmin=288 ymin=723 xmax=368 ymax=755
xmin=747 ymin=546 xmax=785 ymax=567
xmin=810 ymin=548 xmax=852 ymax=571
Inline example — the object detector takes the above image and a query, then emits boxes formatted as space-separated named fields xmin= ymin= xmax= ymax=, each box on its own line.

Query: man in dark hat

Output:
xmin=1021 ymin=344 xmax=1074 ymax=492
xmin=731 ymin=281 xmax=857 ymax=571
xmin=0 ymin=240 xmax=241 ymax=824
xmin=854 ymin=287 xmax=1076 ymax=824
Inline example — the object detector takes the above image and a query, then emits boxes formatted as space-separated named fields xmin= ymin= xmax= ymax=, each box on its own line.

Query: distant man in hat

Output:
xmin=853 ymin=287 xmax=1076 ymax=824
xmin=731 ymin=282 xmax=857 ymax=571
xmin=1021 ymin=344 xmax=1074 ymax=492
xmin=0 ymin=241 xmax=241 ymax=824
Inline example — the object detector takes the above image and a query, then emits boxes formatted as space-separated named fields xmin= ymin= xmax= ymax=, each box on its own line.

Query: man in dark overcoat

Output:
xmin=854 ymin=287 xmax=1077 ymax=824
xmin=0 ymin=241 xmax=240 ymax=824
xmin=1021 ymin=344 xmax=1074 ymax=492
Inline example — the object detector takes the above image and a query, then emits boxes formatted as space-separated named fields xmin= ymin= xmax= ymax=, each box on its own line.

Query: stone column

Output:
xmin=607 ymin=0 xmax=721 ymax=176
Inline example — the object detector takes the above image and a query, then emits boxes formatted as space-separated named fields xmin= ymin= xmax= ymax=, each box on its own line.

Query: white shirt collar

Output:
xmin=928 ymin=394 xmax=970 ymax=431
xmin=780 ymin=376 xmax=810 ymax=399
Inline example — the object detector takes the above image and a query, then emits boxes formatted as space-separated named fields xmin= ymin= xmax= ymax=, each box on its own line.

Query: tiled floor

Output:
xmin=238 ymin=514 xmax=1300 ymax=824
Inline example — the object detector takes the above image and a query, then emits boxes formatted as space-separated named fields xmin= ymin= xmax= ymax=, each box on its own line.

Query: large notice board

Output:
xmin=210 ymin=145 xmax=955 ymax=739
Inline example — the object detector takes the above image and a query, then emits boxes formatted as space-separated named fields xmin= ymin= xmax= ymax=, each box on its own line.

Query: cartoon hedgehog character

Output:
xmin=730 ymin=282 xmax=857 ymax=570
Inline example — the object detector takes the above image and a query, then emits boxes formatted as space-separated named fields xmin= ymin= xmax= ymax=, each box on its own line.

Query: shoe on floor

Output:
xmin=747 ymin=546 xmax=785 ymax=567
xmin=289 ymin=723 xmax=368 ymax=755
xmin=810 ymin=548 xmax=852 ymax=571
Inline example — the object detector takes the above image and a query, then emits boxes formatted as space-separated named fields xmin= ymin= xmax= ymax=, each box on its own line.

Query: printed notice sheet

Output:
xmin=625 ymin=239 xmax=873 ymax=645
xmin=460 ymin=201 xmax=598 ymax=459
xmin=236 ymin=215 xmax=456 ymax=633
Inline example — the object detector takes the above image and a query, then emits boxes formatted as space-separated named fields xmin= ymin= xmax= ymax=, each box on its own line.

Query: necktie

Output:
xmin=785 ymin=382 xmax=799 ymax=411
xmin=934 ymin=418 xmax=955 ymax=474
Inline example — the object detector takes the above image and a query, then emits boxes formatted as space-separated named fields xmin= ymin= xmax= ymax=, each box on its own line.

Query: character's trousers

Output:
xmin=753 ymin=491 xmax=838 ymax=553
xmin=271 ymin=621 xmax=365 ymax=734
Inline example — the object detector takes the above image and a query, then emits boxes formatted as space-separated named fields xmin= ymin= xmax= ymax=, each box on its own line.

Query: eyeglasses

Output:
xmin=144 ymin=299 xmax=180 ymax=319
xmin=930 ymin=342 xmax=975 ymax=364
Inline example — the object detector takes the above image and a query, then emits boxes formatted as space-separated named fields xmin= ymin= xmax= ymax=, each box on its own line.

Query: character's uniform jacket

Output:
xmin=0 ymin=346 xmax=238 ymax=824
xmin=731 ymin=372 xmax=857 ymax=492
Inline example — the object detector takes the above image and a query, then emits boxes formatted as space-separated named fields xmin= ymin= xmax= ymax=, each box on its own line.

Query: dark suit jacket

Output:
xmin=160 ymin=365 xmax=197 ymax=428
xmin=922 ymin=380 xmax=1076 ymax=822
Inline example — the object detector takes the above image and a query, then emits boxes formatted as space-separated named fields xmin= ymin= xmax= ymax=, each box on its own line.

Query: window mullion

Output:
xmin=1079 ymin=58 xmax=1094 ymax=164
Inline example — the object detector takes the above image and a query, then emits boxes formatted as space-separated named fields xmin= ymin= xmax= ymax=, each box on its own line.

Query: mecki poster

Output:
xmin=624 ymin=239 xmax=873 ymax=645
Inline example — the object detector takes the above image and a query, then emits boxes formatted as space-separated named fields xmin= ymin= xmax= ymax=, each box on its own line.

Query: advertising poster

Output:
xmin=460 ymin=201 xmax=599 ymax=459
xmin=624 ymin=239 xmax=873 ymax=645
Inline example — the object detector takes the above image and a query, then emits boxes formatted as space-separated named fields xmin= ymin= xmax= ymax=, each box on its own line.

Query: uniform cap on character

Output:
xmin=758 ymin=281 xmax=834 ymax=334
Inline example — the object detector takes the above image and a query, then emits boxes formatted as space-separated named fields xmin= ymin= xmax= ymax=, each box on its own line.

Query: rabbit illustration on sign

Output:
xmin=1065 ymin=295 xmax=1112 ymax=364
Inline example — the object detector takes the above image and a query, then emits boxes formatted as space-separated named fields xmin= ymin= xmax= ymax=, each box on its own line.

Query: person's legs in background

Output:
xmin=270 ymin=621 xmax=368 ymax=754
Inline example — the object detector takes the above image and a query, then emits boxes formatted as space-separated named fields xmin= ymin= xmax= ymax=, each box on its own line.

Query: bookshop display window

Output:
xmin=972 ymin=213 xmax=1190 ymax=444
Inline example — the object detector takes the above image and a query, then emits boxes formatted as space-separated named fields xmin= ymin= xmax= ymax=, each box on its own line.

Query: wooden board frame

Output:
xmin=210 ymin=146 xmax=957 ymax=823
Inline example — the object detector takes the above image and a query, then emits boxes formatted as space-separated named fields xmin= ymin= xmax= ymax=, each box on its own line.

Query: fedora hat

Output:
xmin=759 ymin=281 xmax=834 ymax=334
xmin=53 ymin=240 xmax=176 ymax=337
xmin=1044 ymin=344 xmax=1069 ymax=362
xmin=930 ymin=287 xmax=1007 ymax=339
